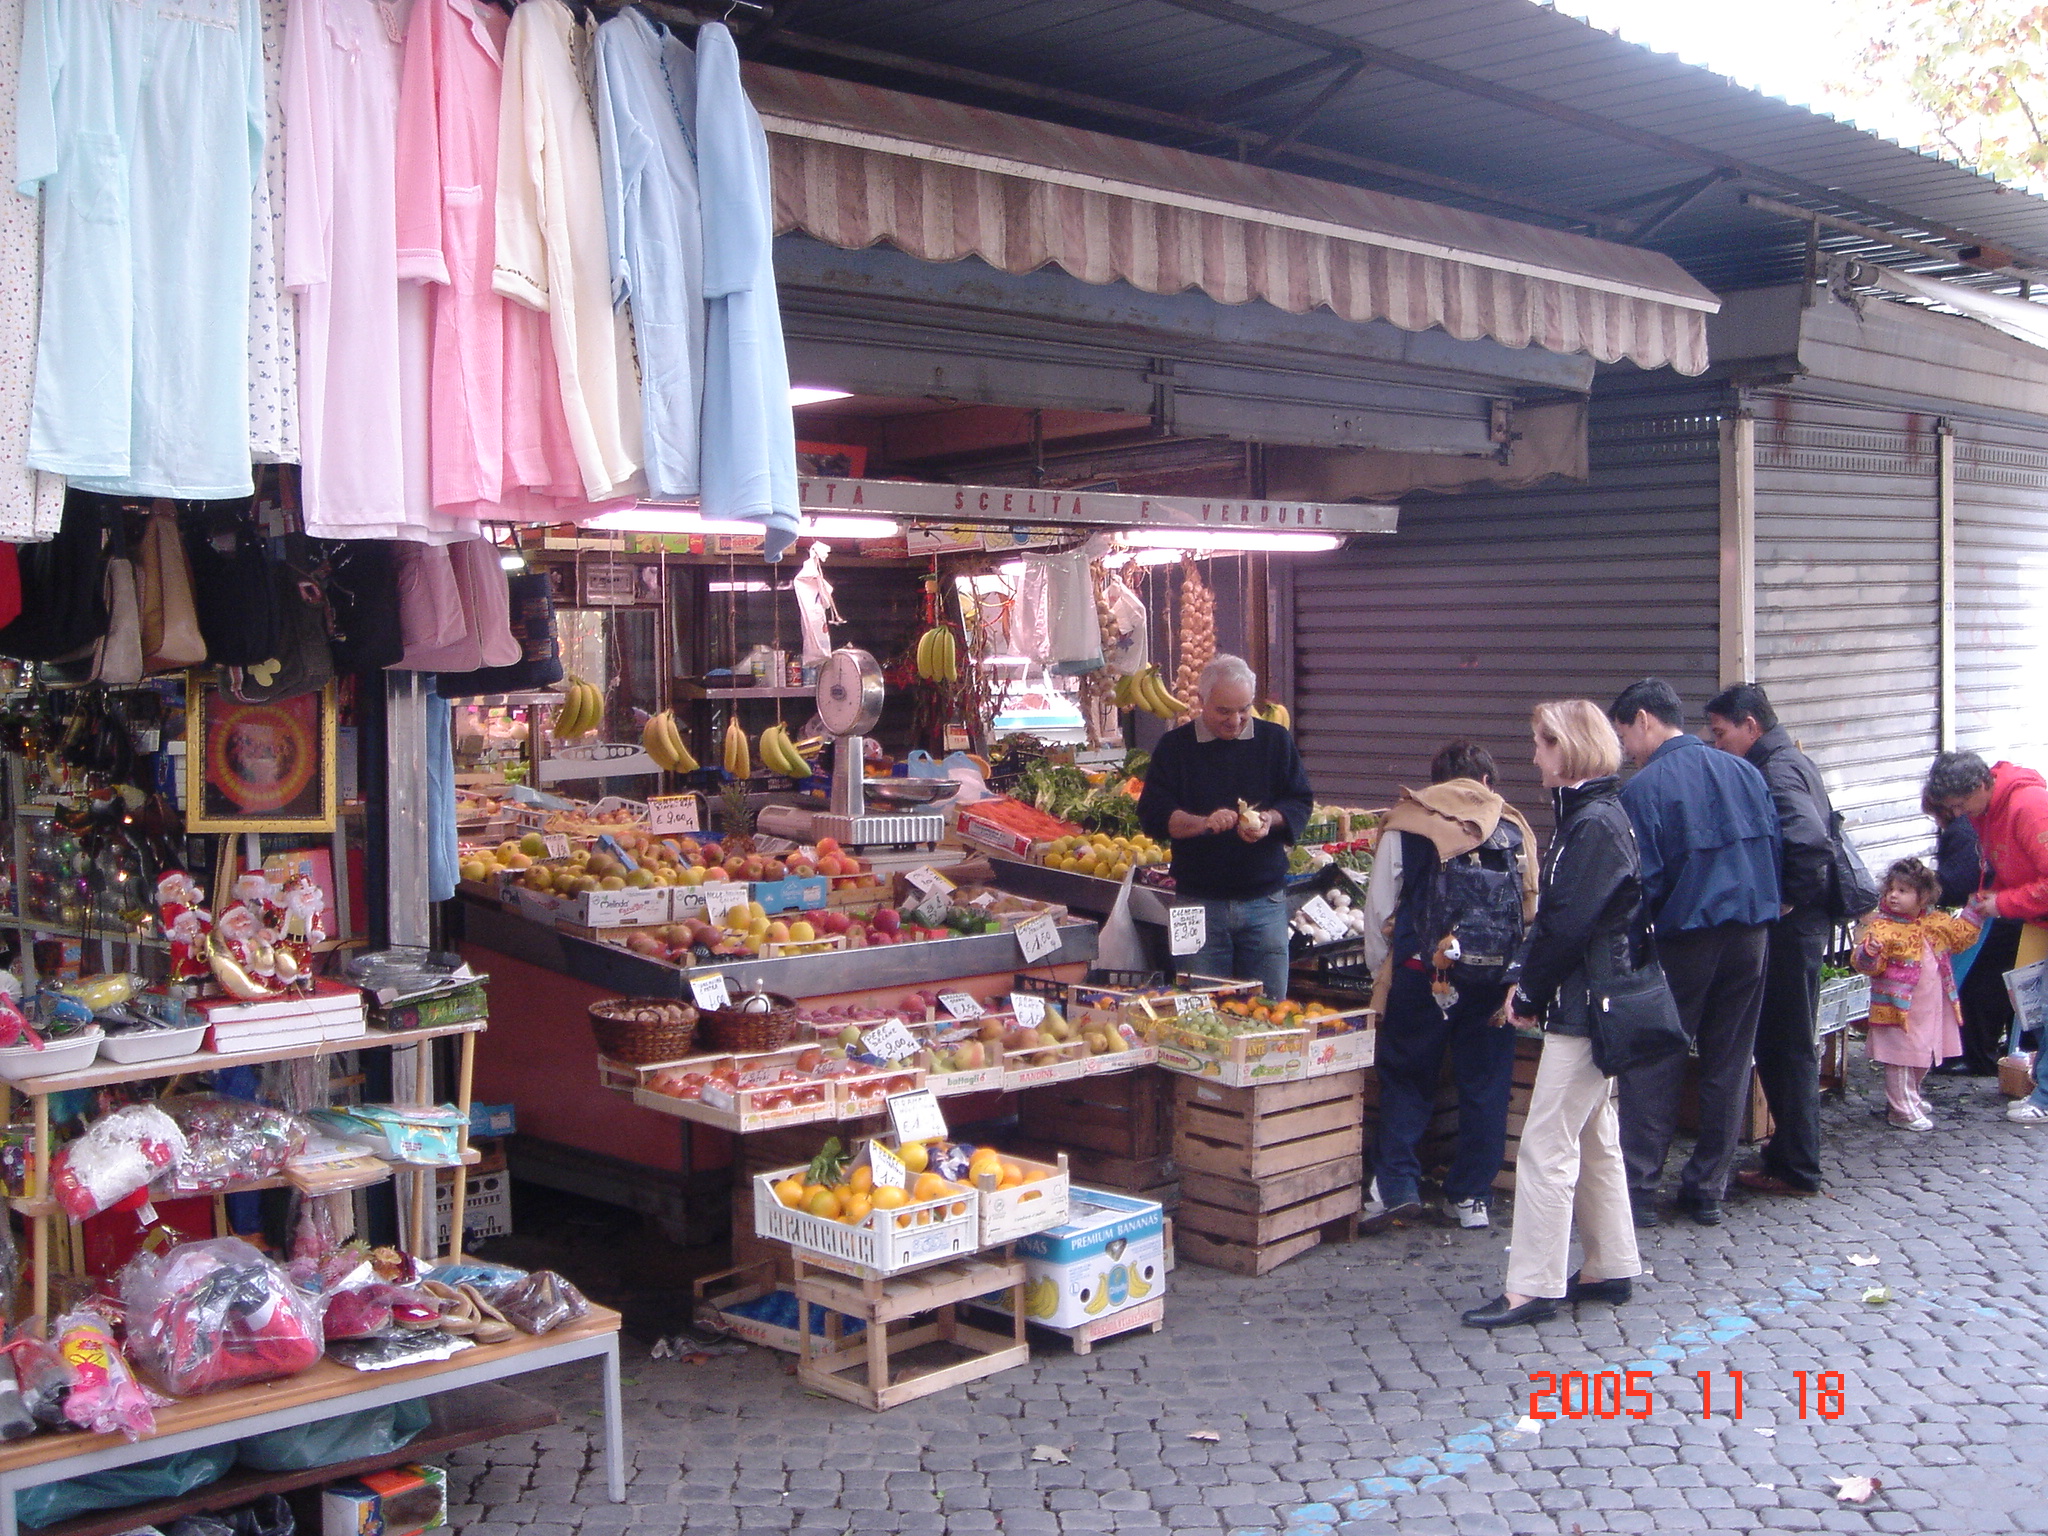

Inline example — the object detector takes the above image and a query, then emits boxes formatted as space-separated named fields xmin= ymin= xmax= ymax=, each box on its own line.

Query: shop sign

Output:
xmin=796 ymin=477 xmax=1398 ymax=534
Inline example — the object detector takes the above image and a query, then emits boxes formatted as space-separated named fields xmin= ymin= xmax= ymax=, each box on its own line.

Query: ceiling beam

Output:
xmin=768 ymin=30 xmax=1629 ymax=233
xmin=1147 ymin=0 xmax=2048 ymax=271
xmin=1250 ymin=59 xmax=1368 ymax=166
xmin=1741 ymin=193 xmax=2036 ymax=281
xmin=1629 ymin=168 xmax=1740 ymax=243
xmin=1197 ymin=54 xmax=1355 ymax=122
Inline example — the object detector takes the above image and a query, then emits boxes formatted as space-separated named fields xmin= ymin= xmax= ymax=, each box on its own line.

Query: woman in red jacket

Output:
xmin=1925 ymin=750 xmax=2048 ymax=1123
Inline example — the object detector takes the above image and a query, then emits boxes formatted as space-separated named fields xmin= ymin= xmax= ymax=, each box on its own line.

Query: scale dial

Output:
xmin=816 ymin=647 xmax=884 ymax=737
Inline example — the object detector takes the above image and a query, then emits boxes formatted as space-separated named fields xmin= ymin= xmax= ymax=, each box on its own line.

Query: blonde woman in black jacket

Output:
xmin=1463 ymin=700 xmax=1646 ymax=1331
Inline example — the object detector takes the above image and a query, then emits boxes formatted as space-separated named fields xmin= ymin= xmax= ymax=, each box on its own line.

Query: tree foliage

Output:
xmin=1835 ymin=0 xmax=2048 ymax=188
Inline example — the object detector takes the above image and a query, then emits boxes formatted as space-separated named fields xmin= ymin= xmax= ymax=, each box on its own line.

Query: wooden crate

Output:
xmin=1175 ymin=1211 xmax=1357 ymax=1276
xmin=1677 ymin=1060 xmax=1773 ymax=1145
xmin=1016 ymin=1066 xmax=1175 ymax=1160
xmin=1000 ymin=1136 xmax=1179 ymax=1210
xmin=1172 ymin=1070 xmax=1364 ymax=1182
xmin=793 ymin=1253 xmax=1030 ymax=1411
xmin=1177 ymin=1171 xmax=1361 ymax=1247
xmin=1180 ymin=1152 xmax=1362 ymax=1215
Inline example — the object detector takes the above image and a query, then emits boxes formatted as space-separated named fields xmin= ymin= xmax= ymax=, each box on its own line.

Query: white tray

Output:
xmin=96 ymin=1023 xmax=209 ymax=1064
xmin=0 ymin=1028 xmax=103 ymax=1080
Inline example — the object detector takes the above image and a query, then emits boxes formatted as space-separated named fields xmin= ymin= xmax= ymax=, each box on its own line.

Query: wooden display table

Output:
xmin=793 ymin=1254 xmax=1028 ymax=1411
xmin=0 ymin=1308 xmax=626 ymax=1536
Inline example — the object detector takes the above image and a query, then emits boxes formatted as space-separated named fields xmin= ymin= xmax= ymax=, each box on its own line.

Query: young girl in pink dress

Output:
xmin=1852 ymin=858 xmax=1985 ymax=1131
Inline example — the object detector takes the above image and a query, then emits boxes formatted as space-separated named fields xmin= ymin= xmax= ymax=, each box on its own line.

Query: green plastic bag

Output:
xmin=17 ymin=1443 xmax=237 ymax=1527
xmin=234 ymin=1399 xmax=430 ymax=1472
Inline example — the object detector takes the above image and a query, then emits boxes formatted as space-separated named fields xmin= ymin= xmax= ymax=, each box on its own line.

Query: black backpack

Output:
xmin=1418 ymin=819 xmax=1528 ymax=987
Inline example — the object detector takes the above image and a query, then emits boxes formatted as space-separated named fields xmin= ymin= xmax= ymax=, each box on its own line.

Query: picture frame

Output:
xmin=184 ymin=678 xmax=339 ymax=833
xmin=580 ymin=562 xmax=639 ymax=607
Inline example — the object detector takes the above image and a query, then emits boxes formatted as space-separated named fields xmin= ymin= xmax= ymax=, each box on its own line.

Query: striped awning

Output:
xmin=746 ymin=64 xmax=1719 ymax=376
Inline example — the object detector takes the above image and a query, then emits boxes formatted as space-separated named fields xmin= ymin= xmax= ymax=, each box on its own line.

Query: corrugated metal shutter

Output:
xmin=1285 ymin=385 xmax=1725 ymax=824
xmin=1954 ymin=420 xmax=2048 ymax=774
xmin=1750 ymin=392 xmax=1941 ymax=868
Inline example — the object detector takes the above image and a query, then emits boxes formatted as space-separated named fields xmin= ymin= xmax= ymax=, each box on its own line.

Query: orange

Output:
xmin=805 ymin=1189 xmax=842 ymax=1220
xmin=849 ymin=1166 xmax=874 ymax=1195
xmin=912 ymin=1171 xmax=949 ymax=1203
xmin=802 ymin=1183 xmax=827 ymax=1204
xmin=774 ymin=1177 xmax=806 ymax=1208
xmin=898 ymin=1142 xmax=930 ymax=1174
xmin=1020 ymin=1167 xmax=1046 ymax=1184
xmin=895 ymin=1213 xmax=914 ymax=1229
xmin=872 ymin=1186 xmax=909 ymax=1210
xmin=841 ymin=1192 xmax=874 ymax=1225
xmin=948 ymin=1200 xmax=968 ymax=1217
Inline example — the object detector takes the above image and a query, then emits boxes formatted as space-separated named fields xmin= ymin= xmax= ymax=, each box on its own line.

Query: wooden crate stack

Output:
xmin=1006 ymin=1066 xmax=1179 ymax=1210
xmin=1171 ymin=1070 xmax=1364 ymax=1275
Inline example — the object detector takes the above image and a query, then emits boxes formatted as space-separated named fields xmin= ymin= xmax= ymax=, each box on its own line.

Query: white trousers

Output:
xmin=1504 ymin=1033 xmax=1643 ymax=1299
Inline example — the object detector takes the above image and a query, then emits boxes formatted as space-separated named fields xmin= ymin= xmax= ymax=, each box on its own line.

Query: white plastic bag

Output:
xmin=793 ymin=546 xmax=840 ymax=664
xmin=1095 ymin=871 xmax=1150 ymax=973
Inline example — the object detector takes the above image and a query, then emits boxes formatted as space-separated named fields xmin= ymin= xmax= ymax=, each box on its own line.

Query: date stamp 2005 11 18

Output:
xmin=1528 ymin=1370 xmax=1848 ymax=1422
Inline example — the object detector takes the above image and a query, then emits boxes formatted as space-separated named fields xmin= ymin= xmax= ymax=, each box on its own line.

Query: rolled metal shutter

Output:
xmin=1284 ymin=385 xmax=1725 ymax=823
xmin=1954 ymin=419 xmax=2048 ymax=773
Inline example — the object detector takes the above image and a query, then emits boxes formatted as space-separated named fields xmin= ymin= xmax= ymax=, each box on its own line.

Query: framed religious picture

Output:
xmin=184 ymin=678 xmax=339 ymax=833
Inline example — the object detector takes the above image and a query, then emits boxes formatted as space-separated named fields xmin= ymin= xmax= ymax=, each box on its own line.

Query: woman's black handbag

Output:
xmin=1585 ymin=916 xmax=1688 ymax=1077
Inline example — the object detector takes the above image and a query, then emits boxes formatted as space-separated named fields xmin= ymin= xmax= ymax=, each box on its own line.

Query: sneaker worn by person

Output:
xmin=2007 ymin=1101 xmax=2048 ymax=1124
xmin=1564 ymin=1271 xmax=1632 ymax=1305
xmin=1460 ymin=1294 xmax=1559 ymax=1329
xmin=1360 ymin=1177 xmax=1425 ymax=1232
xmin=1888 ymin=1114 xmax=1933 ymax=1132
xmin=1447 ymin=1198 xmax=1490 ymax=1230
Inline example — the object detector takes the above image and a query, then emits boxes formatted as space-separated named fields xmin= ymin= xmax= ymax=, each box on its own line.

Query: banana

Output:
xmin=642 ymin=712 xmax=671 ymax=768
xmin=760 ymin=723 xmax=803 ymax=777
xmin=915 ymin=625 xmax=961 ymax=683
xmin=723 ymin=718 xmax=751 ymax=779
xmin=1254 ymin=701 xmax=1292 ymax=728
xmin=941 ymin=628 xmax=959 ymax=682
xmin=1136 ymin=668 xmax=1173 ymax=719
xmin=555 ymin=678 xmax=589 ymax=740
xmin=1126 ymin=1262 xmax=1154 ymax=1299
xmin=1082 ymin=1274 xmax=1110 ymax=1316
xmin=662 ymin=712 xmax=697 ymax=773
xmin=916 ymin=627 xmax=937 ymax=680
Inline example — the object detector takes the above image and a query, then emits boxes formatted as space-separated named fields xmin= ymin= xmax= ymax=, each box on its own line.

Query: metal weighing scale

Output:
xmin=758 ymin=647 xmax=949 ymax=850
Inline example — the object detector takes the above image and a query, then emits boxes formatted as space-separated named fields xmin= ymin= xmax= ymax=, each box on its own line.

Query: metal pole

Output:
xmin=1937 ymin=420 xmax=1957 ymax=751
xmin=1718 ymin=405 xmax=1757 ymax=687
xmin=383 ymin=673 xmax=433 ymax=949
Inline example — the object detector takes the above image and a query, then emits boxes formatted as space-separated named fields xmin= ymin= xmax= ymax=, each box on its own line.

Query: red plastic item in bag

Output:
xmin=120 ymin=1239 xmax=323 ymax=1397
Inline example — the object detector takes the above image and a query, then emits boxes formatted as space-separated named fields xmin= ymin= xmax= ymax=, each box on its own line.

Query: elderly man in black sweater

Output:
xmin=1137 ymin=655 xmax=1313 ymax=999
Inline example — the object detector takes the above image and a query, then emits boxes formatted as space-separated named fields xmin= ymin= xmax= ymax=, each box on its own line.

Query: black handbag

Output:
xmin=1584 ymin=915 xmax=1689 ymax=1078
xmin=1824 ymin=809 xmax=1880 ymax=921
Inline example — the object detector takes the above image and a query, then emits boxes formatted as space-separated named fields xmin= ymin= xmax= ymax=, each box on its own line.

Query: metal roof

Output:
xmin=737 ymin=0 xmax=2048 ymax=294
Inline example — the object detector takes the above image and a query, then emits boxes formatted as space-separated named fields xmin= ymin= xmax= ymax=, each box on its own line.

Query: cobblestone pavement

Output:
xmin=452 ymin=1064 xmax=2048 ymax=1536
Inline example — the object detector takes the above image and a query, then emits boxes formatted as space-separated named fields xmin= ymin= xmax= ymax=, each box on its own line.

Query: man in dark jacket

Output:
xmin=1609 ymin=679 xmax=1781 ymax=1227
xmin=1706 ymin=684 xmax=1835 ymax=1196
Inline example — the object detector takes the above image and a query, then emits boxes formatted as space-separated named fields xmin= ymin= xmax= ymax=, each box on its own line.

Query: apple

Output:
xmin=763 ymin=859 xmax=787 ymax=880
xmin=789 ymin=920 xmax=816 ymax=943
xmin=790 ymin=861 xmax=816 ymax=878
xmin=767 ymin=920 xmax=791 ymax=944
xmin=872 ymin=907 xmax=901 ymax=934
xmin=817 ymin=836 xmax=843 ymax=856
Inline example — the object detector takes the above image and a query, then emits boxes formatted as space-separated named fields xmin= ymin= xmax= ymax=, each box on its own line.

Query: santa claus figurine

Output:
xmin=275 ymin=876 xmax=326 ymax=982
xmin=156 ymin=871 xmax=212 ymax=982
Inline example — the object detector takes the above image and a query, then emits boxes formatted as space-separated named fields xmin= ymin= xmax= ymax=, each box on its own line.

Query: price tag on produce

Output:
xmin=1168 ymin=904 xmax=1207 ymax=956
xmin=915 ymin=892 xmax=952 ymax=927
xmin=868 ymin=1142 xmax=907 ymax=1190
xmin=861 ymin=1019 xmax=921 ymax=1064
xmin=886 ymin=1088 xmax=950 ymax=1147
xmin=702 ymin=884 xmax=750 ymax=925
xmin=1297 ymin=895 xmax=1347 ymax=944
xmin=541 ymin=834 xmax=572 ymax=860
xmin=690 ymin=973 xmax=732 ymax=1010
xmin=1010 ymin=991 xmax=1047 ymax=1028
xmin=903 ymin=865 xmax=956 ymax=898
xmin=1173 ymin=992 xmax=1206 ymax=1016
xmin=938 ymin=992 xmax=985 ymax=1020
xmin=1014 ymin=914 xmax=1062 ymax=964
xmin=648 ymin=794 xmax=699 ymax=834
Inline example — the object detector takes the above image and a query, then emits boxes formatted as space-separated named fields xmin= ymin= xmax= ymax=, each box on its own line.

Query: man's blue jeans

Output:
xmin=1373 ymin=963 xmax=1515 ymax=1207
xmin=1184 ymin=890 xmax=1292 ymax=1001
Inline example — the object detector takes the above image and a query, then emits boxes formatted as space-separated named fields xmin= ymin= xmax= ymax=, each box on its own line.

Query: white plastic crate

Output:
xmin=754 ymin=1166 xmax=977 ymax=1278
xmin=975 ymin=1152 xmax=1072 ymax=1246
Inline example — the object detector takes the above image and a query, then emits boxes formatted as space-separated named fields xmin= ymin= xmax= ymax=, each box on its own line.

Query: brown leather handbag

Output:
xmin=138 ymin=502 xmax=205 ymax=671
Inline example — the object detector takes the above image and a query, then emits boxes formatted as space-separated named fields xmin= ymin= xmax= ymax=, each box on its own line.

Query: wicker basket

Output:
xmin=589 ymin=998 xmax=700 ymax=1065
xmin=698 ymin=991 xmax=799 ymax=1054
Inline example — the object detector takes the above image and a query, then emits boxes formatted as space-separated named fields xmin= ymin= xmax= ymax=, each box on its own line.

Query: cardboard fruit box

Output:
xmin=1010 ymin=1186 xmax=1166 ymax=1330
xmin=1152 ymin=1016 xmax=1311 ymax=1087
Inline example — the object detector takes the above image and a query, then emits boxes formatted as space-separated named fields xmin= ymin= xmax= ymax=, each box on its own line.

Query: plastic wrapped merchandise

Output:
xmin=3 ymin=1328 xmax=75 ymax=1429
xmin=0 ymin=1355 xmax=37 ymax=1440
xmin=51 ymin=1104 xmax=189 ymax=1220
xmin=53 ymin=1308 xmax=156 ymax=1439
xmin=483 ymin=1270 xmax=590 ymax=1335
xmin=156 ymin=1095 xmax=308 ymax=1195
xmin=121 ymin=1239 xmax=324 ymax=1397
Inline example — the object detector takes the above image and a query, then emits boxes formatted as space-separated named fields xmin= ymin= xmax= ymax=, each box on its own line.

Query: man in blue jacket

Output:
xmin=1608 ymin=679 xmax=1782 ymax=1227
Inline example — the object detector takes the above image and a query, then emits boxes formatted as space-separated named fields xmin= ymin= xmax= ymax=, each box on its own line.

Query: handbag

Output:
xmin=0 ymin=491 xmax=111 ymax=661
xmin=1824 ymin=809 xmax=1879 ymax=921
xmin=138 ymin=503 xmax=205 ymax=671
xmin=438 ymin=572 xmax=565 ymax=697
xmin=1584 ymin=914 xmax=1689 ymax=1078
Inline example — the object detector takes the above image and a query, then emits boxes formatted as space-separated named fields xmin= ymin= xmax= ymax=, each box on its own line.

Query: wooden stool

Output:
xmin=793 ymin=1253 xmax=1030 ymax=1411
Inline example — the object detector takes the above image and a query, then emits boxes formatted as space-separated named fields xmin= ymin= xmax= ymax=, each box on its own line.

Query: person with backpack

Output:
xmin=1704 ymin=684 xmax=1860 ymax=1198
xmin=1359 ymin=742 xmax=1538 ymax=1231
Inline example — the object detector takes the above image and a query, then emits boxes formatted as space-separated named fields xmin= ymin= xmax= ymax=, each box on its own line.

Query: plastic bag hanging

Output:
xmin=792 ymin=545 xmax=839 ymax=664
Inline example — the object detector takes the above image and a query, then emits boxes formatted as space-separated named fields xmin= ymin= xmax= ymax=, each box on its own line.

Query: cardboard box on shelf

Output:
xmin=322 ymin=1464 xmax=448 ymax=1536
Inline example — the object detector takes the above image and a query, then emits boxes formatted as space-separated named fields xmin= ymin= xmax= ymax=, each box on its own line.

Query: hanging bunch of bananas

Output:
xmin=758 ymin=723 xmax=816 ymax=778
xmin=722 ymin=717 xmax=751 ymax=779
xmin=914 ymin=624 xmax=959 ymax=683
xmin=1253 ymin=701 xmax=1291 ymax=728
xmin=640 ymin=710 xmax=698 ymax=772
xmin=1113 ymin=665 xmax=1192 ymax=720
xmin=552 ymin=676 xmax=604 ymax=740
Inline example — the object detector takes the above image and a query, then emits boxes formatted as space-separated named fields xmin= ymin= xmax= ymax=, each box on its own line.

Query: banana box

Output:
xmin=1011 ymin=1186 xmax=1165 ymax=1330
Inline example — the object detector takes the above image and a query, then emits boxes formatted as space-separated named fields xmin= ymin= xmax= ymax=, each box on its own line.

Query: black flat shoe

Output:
xmin=1630 ymin=1195 xmax=1661 ymax=1229
xmin=1564 ymin=1272 xmax=1633 ymax=1304
xmin=1461 ymin=1294 xmax=1560 ymax=1329
xmin=1673 ymin=1190 xmax=1723 ymax=1226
